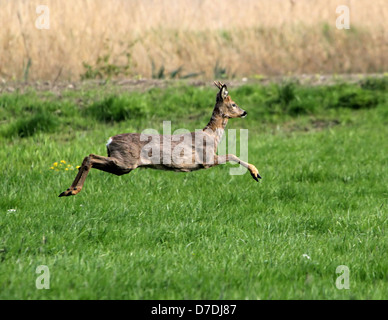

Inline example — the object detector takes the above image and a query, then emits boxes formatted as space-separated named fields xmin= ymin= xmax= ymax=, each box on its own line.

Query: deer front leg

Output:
xmin=214 ymin=154 xmax=262 ymax=182
xmin=59 ymin=154 xmax=132 ymax=197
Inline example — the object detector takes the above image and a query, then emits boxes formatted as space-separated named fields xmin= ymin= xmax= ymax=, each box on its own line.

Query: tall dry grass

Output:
xmin=0 ymin=0 xmax=387 ymax=81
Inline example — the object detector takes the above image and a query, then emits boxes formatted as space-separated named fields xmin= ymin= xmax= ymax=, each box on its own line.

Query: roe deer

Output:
xmin=59 ymin=81 xmax=261 ymax=197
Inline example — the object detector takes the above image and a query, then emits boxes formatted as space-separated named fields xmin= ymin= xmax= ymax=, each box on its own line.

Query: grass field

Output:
xmin=0 ymin=77 xmax=387 ymax=299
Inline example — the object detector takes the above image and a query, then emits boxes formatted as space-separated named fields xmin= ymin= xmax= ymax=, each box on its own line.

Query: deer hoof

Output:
xmin=58 ymin=187 xmax=80 ymax=197
xmin=249 ymin=165 xmax=262 ymax=182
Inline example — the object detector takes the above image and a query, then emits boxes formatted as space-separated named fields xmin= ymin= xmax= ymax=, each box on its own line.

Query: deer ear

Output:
xmin=221 ymin=85 xmax=229 ymax=99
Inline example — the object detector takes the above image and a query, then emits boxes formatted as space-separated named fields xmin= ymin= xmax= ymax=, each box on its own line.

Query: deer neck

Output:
xmin=203 ymin=108 xmax=228 ymax=145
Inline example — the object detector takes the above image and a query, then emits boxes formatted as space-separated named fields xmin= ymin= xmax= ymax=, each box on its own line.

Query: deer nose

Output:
xmin=241 ymin=111 xmax=248 ymax=118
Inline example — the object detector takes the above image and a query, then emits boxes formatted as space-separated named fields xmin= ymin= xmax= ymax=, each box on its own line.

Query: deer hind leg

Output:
xmin=214 ymin=154 xmax=262 ymax=182
xmin=59 ymin=154 xmax=133 ymax=197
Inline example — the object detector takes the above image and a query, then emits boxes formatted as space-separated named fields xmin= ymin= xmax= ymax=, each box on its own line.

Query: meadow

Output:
xmin=0 ymin=77 xmax=387 ymax=299
xmin=1 ymin=0 xmax=387 ymax=81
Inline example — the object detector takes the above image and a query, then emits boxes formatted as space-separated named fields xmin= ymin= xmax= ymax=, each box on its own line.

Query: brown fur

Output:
xmin=59 ymin=81 xmax=261 ymax=197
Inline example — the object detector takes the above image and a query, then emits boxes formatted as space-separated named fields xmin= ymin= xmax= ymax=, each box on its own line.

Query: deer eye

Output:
xmin=232 ymin=104 xmax=237 ymax=108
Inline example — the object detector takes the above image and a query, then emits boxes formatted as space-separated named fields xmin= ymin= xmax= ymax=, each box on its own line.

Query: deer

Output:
xmin=59 ymin=81 xmax=261 ymax=197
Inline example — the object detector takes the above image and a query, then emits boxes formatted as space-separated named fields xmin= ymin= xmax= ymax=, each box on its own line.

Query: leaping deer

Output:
xmin=59 ymin=81 xmax=261 ymax=197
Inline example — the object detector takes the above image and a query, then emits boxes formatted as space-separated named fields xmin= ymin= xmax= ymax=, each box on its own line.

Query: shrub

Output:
xmin=360 ymin=77 xmax=388 ymax=91
xmin=85 ymin=95 xmax=146 ymax=122
xmin=8 ymin=112 xmax=59 ymax=138
xmin=333 ymin=91 xmax=379 ymax=110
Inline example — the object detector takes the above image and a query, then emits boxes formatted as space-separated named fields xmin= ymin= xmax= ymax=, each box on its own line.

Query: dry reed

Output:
xmin=0 ymin=0 xmax=387 ymax=81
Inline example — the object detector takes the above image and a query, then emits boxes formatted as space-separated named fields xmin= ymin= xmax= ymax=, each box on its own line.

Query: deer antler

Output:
xmin=214 ymin=81 xmax=225 ymax=90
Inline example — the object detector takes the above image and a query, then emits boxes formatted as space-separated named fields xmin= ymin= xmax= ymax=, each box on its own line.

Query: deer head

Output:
xmin=214 ymin=81 xmax=247 ymax=119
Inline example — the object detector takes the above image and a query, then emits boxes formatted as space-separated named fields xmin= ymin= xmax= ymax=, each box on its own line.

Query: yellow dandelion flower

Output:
xmin=67 ymin=164 xmax=71 ymax=167
xmin=76 ymin=166 xmax=80 ymax=169
xmin=65 ymin=168 xmax=69 ymax=171
xmin=53 ymin=162 xmax=58 ymax=167
xmin=61 ymin=160 xmax=66 ymax=164
xmin=50 ymin=167 xmax=54 ymax=170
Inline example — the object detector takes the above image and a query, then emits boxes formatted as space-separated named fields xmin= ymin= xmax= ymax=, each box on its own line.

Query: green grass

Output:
xmin=0 ymin=78 xmax=387 ymax=299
